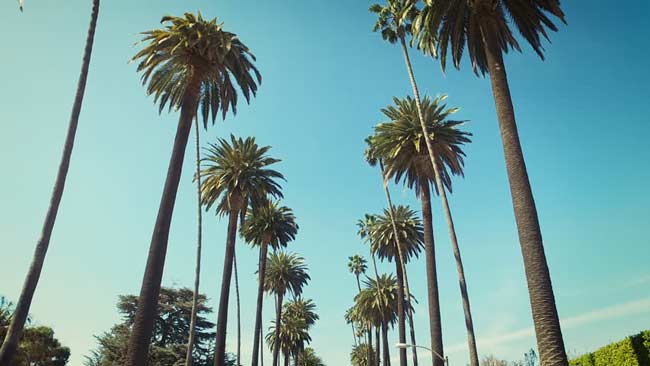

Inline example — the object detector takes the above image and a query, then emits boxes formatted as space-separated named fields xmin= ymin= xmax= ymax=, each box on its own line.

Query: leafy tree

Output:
xmin=0 ymin=2 xmax=100 ymax=364
xmin=127 ymin=13 xmax=261 ymax=366
xmin=351 ymin=344 xmax=373 ymax=366
xmin=85 ymin=287 xmax=217 ymax=366
xmin=413 ymin=1 xmax=568 ymax=364
xmin=1 ymin=297 xmax=70 ymax=366
xmin=241 ymin=200 xmax=298 ymax=366
xmin=298 ymin=347 xmax=325 ymax=366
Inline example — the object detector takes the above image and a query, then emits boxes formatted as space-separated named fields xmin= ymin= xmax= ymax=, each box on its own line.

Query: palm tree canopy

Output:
xmin=366 ymin=205 xmax=424 ymax=263
xmin=369 ymin=95 xmax=471 ymax=195
xmin=299 ymin=347 xmax=325 ymax=366
xmin=413 ymin=0 xmax=566 ymax=74
xmin=131 ymin=12 xmax=261 ymax=126
xmin=369 ymin=0 xmax=419 ymax=44
xmin=353 ymin=274 xmax=400 ymax=327
xmin=347 ymin=255 xmax=368 ymax=277
xmin=264 ymin=252 xmax=311 ymax=298
xmin=283 ymin=298 xmax=319 ymax=328
xmin=200 ymin=135 xmax=284 ymax=214
xmin=241 ymin=200 xmax=298 ymax=250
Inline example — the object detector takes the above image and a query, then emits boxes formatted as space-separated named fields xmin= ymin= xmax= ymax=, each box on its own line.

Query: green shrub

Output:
xmin=570 ymin=331 xmax=650 ymax=366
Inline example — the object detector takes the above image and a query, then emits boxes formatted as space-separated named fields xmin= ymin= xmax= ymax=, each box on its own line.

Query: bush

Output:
xmin=570 ymin=331 xmax=650 ymax=366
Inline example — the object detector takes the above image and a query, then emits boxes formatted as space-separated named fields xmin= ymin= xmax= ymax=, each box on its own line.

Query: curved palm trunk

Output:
xmin=252 ymin=243 xmax=269 ymax=366
xmin=214 ymin=207 xmax=241 ymax=366
xmin=380 ymin=162 xmax=418 ymax=366
xmin=0 ymin=1 xmax=100 ymax=364
xmin=419 ymin=180 xmax=444 ymax=366
xmin=381 ymin=320 xmax=391 ymax=366
xmin=482 ymin=34 xmax=567 ymax=366
xmin=186 ymin=118 xmax=204 ymax=366
xmin=272 ymin=292 xmax=285 ymax=366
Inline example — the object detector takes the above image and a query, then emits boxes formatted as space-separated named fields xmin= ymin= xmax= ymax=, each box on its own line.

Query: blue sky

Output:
xmin=1 ymin=0 xmax=649 ymax=365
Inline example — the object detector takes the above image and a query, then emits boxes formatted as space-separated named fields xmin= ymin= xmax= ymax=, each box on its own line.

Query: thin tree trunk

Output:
xmin=272 ymin=292 xmax=284 ymax=366
xmin=234 ymin=251 xmax=241 ymax=366
xmin=357 ymin=275 xmax=373 ymax=366
xmin=395 ymin=261 xmax=407 ymax=366
xmin=381 ymin=320 xmax=390 ymax=366
xmin=283 ymin=352 xmax=289 ymax=366
xmin=127 ymin=63 xmax=202 ymax=366
xmin=419 ymin=180 xmax=444 ymax=366
xmin=252 ymin=243 xmax=269 ymax=366
xmin=260 ymin=323 xmax=264 ymax=366
xmin=375 ymin=327 xmax=380 ymax=366
xmin=186 ymin=117 xmax=204 ymax=366
xmin=380 ymin=162 xmax=418 ymax=366
xmin=351 ymin=323 xmax=357 ymax=346
xmin=214 ymin=206 xmax=241 ymax=366
xmin=0 ymin=1 xmax=99 ymax=364
xmin=482 ymin=32 xmax=567 ymax=366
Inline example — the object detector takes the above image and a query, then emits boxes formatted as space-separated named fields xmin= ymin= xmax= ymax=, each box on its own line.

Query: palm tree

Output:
xmin=126 ymin=13 xmax=261 ymax=366
xmin=241 ymin=201 xmax=298 ymax=366
xmin=264 ymin=252 xmax=310 ymax=366
xmin=370 ymin=95 xmax=478 ymax=366
xmin=298 ymin=347 xmax=325 ymax=366
xmin=283 ymin=298 xmax=318 ymax=365
xmin=348 ymin=256 xmax=368 ymax=292
xmin=200 ymin=135 xmax=283 ymax=366
xmin=413 ymin=2 xmax=568 ymax=365
xmin=368 ymin=206 xmax=424 ymax=366
xmin=0 ymin=2 xmax=100 ymax=364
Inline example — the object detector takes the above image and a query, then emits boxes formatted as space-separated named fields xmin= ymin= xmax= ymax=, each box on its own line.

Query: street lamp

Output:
xmin=395 ymin=343 xmax=449 ymax=365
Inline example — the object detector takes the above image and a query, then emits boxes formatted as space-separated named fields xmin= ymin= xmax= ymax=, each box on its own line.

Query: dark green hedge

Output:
xmin=569 ymin=331 xmax=650 ymax=366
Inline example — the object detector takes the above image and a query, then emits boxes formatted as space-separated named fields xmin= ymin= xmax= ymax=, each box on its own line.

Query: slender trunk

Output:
xmin=482 ymin=32 xmax=567 ymax=366
xmin=381 ymin=320 xmax=390 ymax=366
xmin=185 ymin=118 xmax=203 ymax=366
xmin=234 ymin=251 xmax=241 ymax=366
xmin=419 ymin=181 xmax=444 ymax=366
xmin=260 ymin=324 xmax=264 ymax=366
xmin=351 ymin=323 xmax=357 ymax=346
xmin=367 ymin=325 xmax=373 ymax=364
xmin=395 ymin=261 xmax=407 ymax=366
xmin=272 ymin=292 xmax=284 ymax=366
xmin=214 ymin=207 xmax=241 ymax=366
xmin=357 ymin=275 xmax=372 ymax=366
xmin=375 ymin=327 xmax=380 ymax=366
xmin=283 ymin=352 xmax=289 ymax=366
xmin=380 ymin=162 xmax=418 ymax=366
xmin=0 ymin=1 xmax=99 ymax=364
xmin=127 ymin=64 xmax=201 ymax=366
xmin=252 ymin=243 xmax=269 ymax=366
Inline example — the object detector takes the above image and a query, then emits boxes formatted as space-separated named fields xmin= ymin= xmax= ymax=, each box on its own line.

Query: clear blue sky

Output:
xmin=1 ymin=1 xmax=649 ymax=365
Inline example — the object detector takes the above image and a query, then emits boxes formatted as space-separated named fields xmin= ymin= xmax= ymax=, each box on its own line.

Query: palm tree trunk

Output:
xmin=234 ymin=251 xmax=241 ymax=366
xmin=185 ymin=118 xmax=204 ymax=366
xmin=482 ymin=32 xmax=567 ymax=366
xmin=260 ymin=324 xmax=264 ymax=366
xmin=252 ymin=243 xmax=269 ymax=366
xmin=381 ymin=320 xmax=391 ymax=366
xmin=419 ymin=180 xmax=444 ymax=366
xmin=351 ymin=323 xmax=357 ymax=346
xmin=0 ymin=1 xmax=99 ymax=364
xmin=127 ymin=49 xmax=203 ymax=366
xmin=283 ymin=352 xmax=289 ymax=366
xmin=380 ymin=162 xmax=418 ymax=366
xmin=375 ymin=327 xmax=380 ymax=366
xmin=357 ymin=275 xmax=373 ymax=366
xmin=272 ymin=292 xmax=284 ymax=366
xmin=214 ymin=206 xmax=241 ymax=366
xmin=395 ymin=261 xmax=407 ymax=366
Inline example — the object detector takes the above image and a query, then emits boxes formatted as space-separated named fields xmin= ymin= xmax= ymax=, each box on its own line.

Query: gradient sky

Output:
xmin=1 ymin=1 xmax=649 ymax=365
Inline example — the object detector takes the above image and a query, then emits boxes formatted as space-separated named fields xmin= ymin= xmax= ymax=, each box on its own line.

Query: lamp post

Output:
xmin=395 ymin=343 xmax=449 ymax=366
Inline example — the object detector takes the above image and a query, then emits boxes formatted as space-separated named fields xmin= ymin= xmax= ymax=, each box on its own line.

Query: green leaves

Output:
xmin=241 ymin=201 xmax=298 ymax=250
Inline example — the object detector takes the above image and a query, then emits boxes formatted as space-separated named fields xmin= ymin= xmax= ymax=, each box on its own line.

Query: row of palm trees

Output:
xmin=2 ymin=0 xmax=569 ymax=365
xmin=341 ymin=0 xmax=569 ymax=365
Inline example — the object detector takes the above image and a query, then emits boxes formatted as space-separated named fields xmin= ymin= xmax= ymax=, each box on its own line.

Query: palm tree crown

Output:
xmin=347 ymin=255 xmax=368 ymax=278
xmin=413 ymin=0 xmax=566 ymax=74
xmin=132 ymin=12 xmax=261 ymax=125
xmin=200 ymin=135 xmax=284 ymax=214
xmin=241 ymin=201 xmax=298 ymax=250
xmin=366 ymin=205 xmax=424 ymax=263
xmin=369 ymin=95 xmax=471 ymax=195
xmin=264 ymin=252 xmax=311 ymax=299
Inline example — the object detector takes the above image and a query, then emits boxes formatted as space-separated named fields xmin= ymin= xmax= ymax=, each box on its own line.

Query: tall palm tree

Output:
xmin=241 ymin=201 xmax=298 ymax=366
xmin=126 ymin=13 xmax=261 ymax=366
xmin=201 ymin=135 xmax=284 ymax=366
xmin=298 ymin=347 xmax=325 ymax=366
xmin=348 ymin=256 xmax=368 ymax=292
xmin=264 ymin=252 xmax=310 ymax=366
xmin=414 ymin=2 xmax=568 ymax=365
xmin=370 ymin=95 xmax=478 ymax=366
xmin=0 ymin=2 xmax=100 ymax=364
xmin=283 ymin=298 xmax=318 ymax=365
xmin=368 ymin=206 xmax=424 ymax=366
